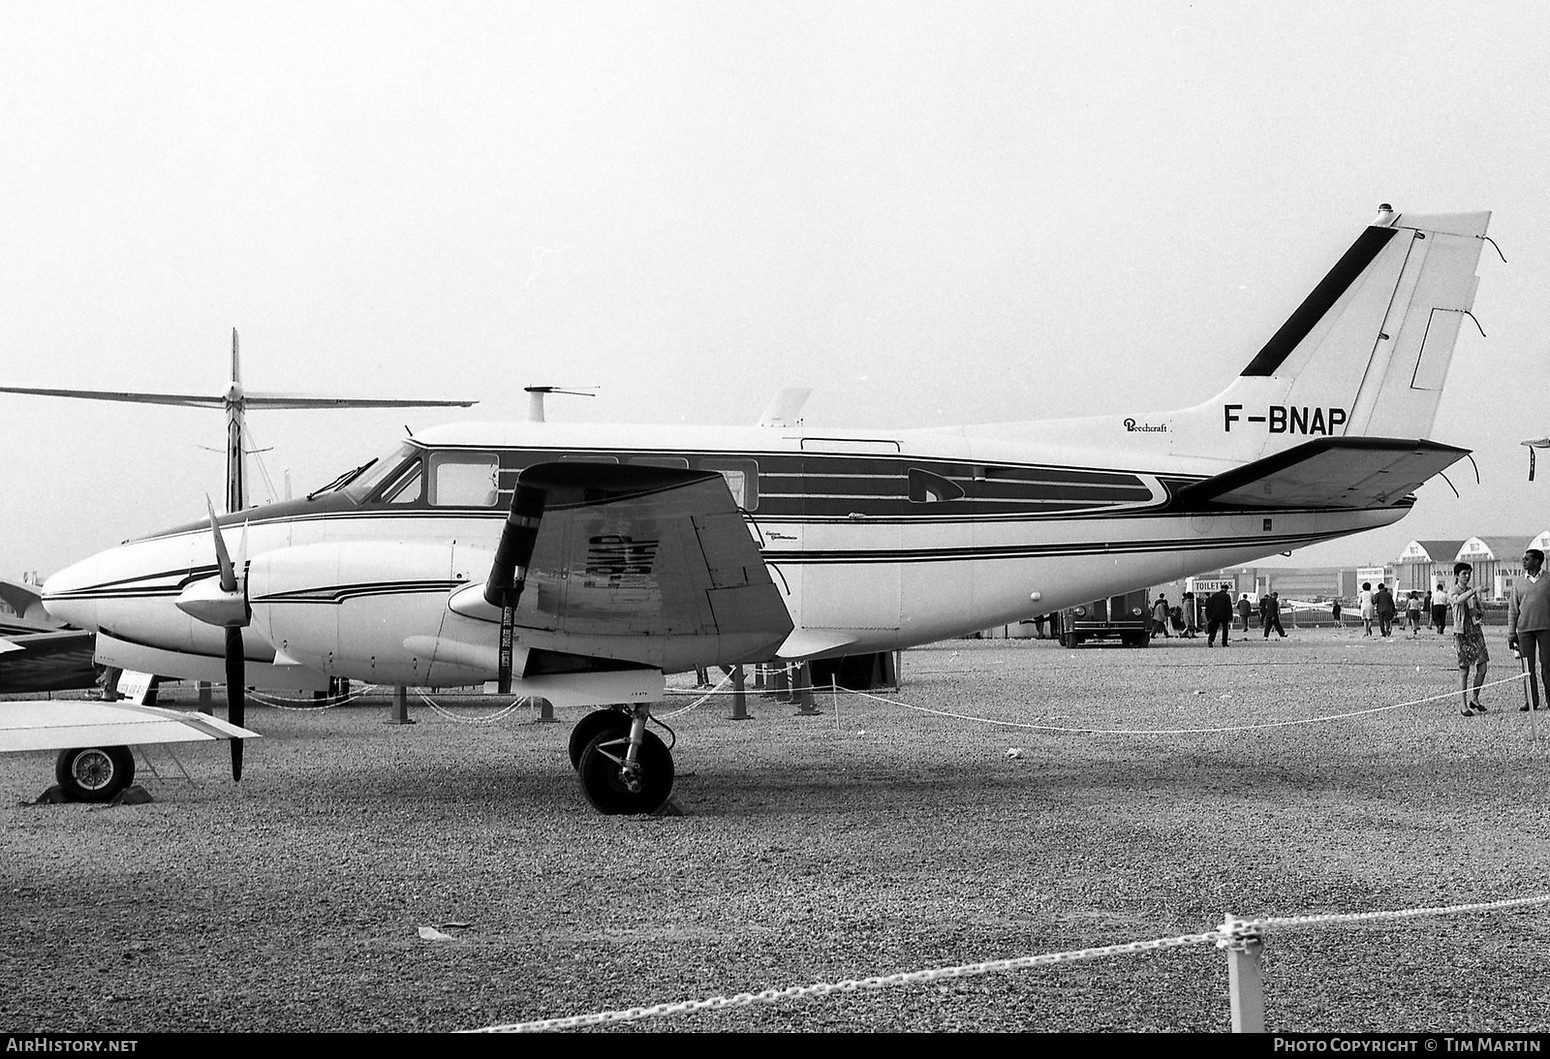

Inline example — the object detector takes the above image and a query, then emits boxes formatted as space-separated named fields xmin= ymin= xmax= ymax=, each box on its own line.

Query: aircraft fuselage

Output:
xmin=42 ymin=419 xmax=1407 ymax=688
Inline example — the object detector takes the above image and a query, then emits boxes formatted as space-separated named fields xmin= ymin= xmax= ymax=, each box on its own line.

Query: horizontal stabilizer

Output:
xmin=0 ymin=701 xmax=258 ymax=754
xmin=1173 ymin=437 xmax=1470 ymax=510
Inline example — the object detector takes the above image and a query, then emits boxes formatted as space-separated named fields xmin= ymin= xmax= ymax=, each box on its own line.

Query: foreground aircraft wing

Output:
xmin=456 ymin=462 xmax=794 ymax=672
xmin=0 ymin=627 xmax=98 ymax=694
xmin=0 ymin=701 xmax=258 ymax=754
xmin=1173 ymin=437 xmax=1470 ymax=509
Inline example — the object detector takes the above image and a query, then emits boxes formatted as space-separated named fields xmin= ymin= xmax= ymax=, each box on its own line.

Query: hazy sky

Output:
xmin=2 ymin=0 xmax=1547 ymax=579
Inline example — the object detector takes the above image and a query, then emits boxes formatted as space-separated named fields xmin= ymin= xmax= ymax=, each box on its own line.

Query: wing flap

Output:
xmin=1174 ymin=437 xmax=1470 ymax=509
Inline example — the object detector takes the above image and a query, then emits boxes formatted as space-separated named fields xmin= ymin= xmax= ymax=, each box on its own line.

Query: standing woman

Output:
xmin=1449 ymin=562 xmax=1490 ymax=715
xmin=1358 ymin=582 xmax=1375 ymax=637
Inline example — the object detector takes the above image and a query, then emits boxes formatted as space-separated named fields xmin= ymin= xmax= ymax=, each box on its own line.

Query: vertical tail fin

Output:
xmin=1166 ymin=207 xmax=1490 ymax=462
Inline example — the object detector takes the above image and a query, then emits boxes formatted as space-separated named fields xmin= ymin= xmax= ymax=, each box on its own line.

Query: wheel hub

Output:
xmin=72 ymin=749 xmax=115 ymax=791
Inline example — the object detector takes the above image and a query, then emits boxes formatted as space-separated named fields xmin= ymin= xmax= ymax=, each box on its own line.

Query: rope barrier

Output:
xmin=467 ymin=892 xmax=1550 ymax=1032
xmin=656 ymin=671 xmax=731 ymax=718
xmin=413 ymin=689 xmax=535 ymax=725
xmin=240 ymin=682 xmax=388 ymax=710
xmin=841 ymin=671 xmax=1531 ymax=736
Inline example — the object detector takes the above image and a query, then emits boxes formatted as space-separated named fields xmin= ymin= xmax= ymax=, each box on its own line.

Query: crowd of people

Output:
xmin=1133 ymin=550 xmax=1550 ymax=719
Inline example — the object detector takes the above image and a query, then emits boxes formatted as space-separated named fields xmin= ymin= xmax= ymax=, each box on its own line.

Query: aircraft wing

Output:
xmin=0 ymin=579 xmax=55 ymax=625
xmin=243 ymin=392 xmax=476 ymax=409
xmin=0 ymin=628 xmax=98 ymax=694
xmin=454 ymin=462 xmax=794 ymax=671
xmin=0 ymin=700 xmax=258 ymax=753
xmin=1173 ymin=437 xmax=1470 ymax=510
xmin=0 ymin=384 xmax=225 ymax=407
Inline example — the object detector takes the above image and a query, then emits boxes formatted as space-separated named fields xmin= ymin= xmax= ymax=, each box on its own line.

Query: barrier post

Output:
xmin=534 ymin=697 xmax=557 ymax=723
xmin=198 ymin=681 xmax=213 ymax=716
xmin=771 ymin=664 xmax=790 ymax=701
xmin=793 ymin=662 xmax=822 ymax=716
xmin=728 ymin=665 xmax=751 ymax=721
xmin=752 ymin=664 xmax=766 ymax=690
xmin=1222 ymin=914 xmax=1265 ymax=1033
xmin=386 ymin=684 xmax=416 ymax=725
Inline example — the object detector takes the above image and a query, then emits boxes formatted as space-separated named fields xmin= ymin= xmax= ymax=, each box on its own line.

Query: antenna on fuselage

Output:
xmin=524 ymin=386 xmax=597 ymax=423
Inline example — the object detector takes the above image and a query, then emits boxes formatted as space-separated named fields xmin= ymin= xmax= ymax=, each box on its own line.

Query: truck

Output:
xmin=1055 ymin=588 xmax=1153 ymax=648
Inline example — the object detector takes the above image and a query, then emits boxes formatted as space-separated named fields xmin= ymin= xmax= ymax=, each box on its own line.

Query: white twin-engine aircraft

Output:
xmin=36 ymin=206 xmax=1491 ymax=813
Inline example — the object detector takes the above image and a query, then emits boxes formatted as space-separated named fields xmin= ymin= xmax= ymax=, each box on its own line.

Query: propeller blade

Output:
xmin=225 ymin=626 xmax=245 ymax=781
xmin=486 ymin=484 xmax=546 ymax=694
xmin=205 ymin=496 xmax=238 ymax=593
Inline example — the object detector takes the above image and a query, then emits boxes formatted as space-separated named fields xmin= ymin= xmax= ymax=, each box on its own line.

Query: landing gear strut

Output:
xmin=572 ymin=706 xmax=675 ymax=815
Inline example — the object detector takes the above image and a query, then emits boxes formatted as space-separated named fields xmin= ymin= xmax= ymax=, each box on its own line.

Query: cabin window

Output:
xmin=627 ymin=456 xmax=690 ymax=469
xmin=428 ymin=451 xmax=500 ymax=507
xmin=697 ymin=458 xmax=759 ymax=511
xmin=908 ymin=467 xmax=965 ymax=503
xmin=560 ymin=454 xmax=619 ymax=463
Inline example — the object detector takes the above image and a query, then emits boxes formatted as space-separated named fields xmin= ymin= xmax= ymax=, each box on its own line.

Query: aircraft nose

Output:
xmin=42 ymin=552 xmax=107 ymax=630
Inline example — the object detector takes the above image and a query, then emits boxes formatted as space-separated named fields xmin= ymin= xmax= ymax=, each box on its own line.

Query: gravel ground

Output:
xmin=3 ymin=628 xmax=1548 ymax=1034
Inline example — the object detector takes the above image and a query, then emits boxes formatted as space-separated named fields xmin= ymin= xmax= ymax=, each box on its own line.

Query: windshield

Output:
xmin=310 ymin=442 xmax=418 ymax=502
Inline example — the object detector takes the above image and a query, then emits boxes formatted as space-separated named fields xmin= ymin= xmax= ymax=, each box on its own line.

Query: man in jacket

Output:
xmin=1508 ymin=548 xmax=1550 ymax=712
xmin=1262 ymin=591 xmax=1287 ymax=639
xmin=1375 ymin=584 xmax=1397 ymax=637
xmin=1206 ymin=587 xmax=1235 ymax=647
xmin=1431 ymin=582 xmax=1449 ymax=634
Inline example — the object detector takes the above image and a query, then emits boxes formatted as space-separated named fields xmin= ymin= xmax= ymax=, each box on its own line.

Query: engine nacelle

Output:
xmin=248 ymin=540 xmax=494 ymax=686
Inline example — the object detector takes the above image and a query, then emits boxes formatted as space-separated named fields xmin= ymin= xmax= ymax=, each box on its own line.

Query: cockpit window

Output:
xmin=378 ymin=460 xmax=424 ymax=504
xmin=311 ymin=442 xmax=417 ymax=502
xmin=428 ymin=451 xmax=501 ymax=507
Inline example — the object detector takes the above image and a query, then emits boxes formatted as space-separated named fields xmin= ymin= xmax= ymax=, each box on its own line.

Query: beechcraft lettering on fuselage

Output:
xmin=1222 ymin=404 xmax=1348 ymax=435
xmin=14 ymin=205 xmax=1494 ymax=814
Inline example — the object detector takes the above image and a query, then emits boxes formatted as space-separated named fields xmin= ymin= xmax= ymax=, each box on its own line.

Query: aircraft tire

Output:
xmin=54 ymin=745 xmax=135 ymax=803
xmin=567 ymin=711 xmax=630 ymax=771
xmin=577 ymin=729 xmax=674 ymax=815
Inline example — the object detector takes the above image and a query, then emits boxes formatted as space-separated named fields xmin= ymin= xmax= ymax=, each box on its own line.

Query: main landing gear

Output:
xmin=567 ymin=705 xmax=675 ymax=815
xmin=54 ymin=745 xmax=136 ymax=803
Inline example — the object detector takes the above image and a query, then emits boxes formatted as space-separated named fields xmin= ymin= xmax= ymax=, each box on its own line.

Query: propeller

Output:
xmin=484 ymin=484 xmax=546 ymax=693
xmin=175 ymin=498 xmax=251 ymax=781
